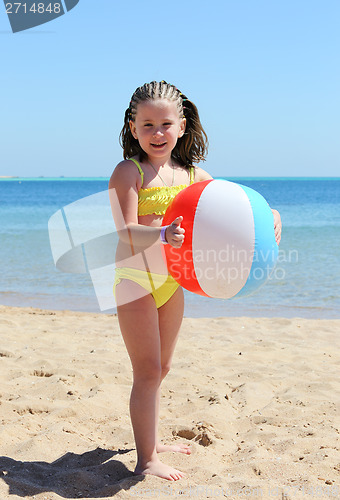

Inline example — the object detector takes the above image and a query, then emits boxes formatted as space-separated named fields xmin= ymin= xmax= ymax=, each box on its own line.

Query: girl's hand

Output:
xmin=165 ymin=216 xmax=185 ymax=248
xmin=271 ymin=209 xmax=282 ymax=245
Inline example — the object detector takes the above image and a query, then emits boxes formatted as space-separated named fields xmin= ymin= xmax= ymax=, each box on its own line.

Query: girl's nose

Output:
xmin=152 ymin=127 xmax=163 ymax=137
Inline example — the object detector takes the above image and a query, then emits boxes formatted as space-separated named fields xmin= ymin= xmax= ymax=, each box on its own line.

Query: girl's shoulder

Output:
xmin=193 ymin=165 xmax=213 ymax=182
xmin=109 ymin=158 xmax=143 ymax=191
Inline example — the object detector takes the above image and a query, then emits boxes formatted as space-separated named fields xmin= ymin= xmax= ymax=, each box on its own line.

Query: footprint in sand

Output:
xmin=172 ymin=422 xmax=216 ymax=447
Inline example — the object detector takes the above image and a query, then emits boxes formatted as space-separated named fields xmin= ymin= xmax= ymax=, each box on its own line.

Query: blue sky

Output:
xmin=1 ymin=0 xmax=339 ymax=178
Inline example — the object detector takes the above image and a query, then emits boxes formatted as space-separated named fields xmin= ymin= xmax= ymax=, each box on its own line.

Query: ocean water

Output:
xmin=1 ymin=177 xmax=339 ymax=318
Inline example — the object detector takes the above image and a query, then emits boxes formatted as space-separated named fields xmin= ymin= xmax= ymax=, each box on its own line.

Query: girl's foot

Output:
xmin=134 ymin=458 xmax=185 ymax=481
xmin=156 ymin=442 xmax=191 ymax=455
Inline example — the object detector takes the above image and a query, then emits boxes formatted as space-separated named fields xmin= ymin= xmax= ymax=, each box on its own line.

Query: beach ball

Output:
xmin=162 ymin=179 xmax=278 ymax=298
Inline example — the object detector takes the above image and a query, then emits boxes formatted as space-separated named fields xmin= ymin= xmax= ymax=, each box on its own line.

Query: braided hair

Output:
xmin=120 ymin=81 xmax=208 ymax=168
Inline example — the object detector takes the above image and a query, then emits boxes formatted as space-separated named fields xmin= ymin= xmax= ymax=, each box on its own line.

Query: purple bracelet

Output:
xmin=160 ymin=225 xmax=169 ymax=245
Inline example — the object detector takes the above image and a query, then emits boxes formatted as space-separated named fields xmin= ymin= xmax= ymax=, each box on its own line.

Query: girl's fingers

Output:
xmin=163 ymin=217 xmax=185 ymax=247
xmin=170 ymin=216 xmax=185 ymax=236
xmin=171 ymin=216 xmax=183 ymax=227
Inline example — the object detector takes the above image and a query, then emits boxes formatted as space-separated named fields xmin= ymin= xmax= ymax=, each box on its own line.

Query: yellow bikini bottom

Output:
xmin=113 ymin=267 xmax=179 ymax=308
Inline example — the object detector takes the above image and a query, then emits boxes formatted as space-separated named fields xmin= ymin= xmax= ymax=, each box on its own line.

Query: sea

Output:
xmin=1 ymin=177 xmax=339 ymax=319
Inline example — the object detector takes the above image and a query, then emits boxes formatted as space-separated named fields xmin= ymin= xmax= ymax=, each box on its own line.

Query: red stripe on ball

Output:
xmin=162 ymin=179 xmax=213 ymax=295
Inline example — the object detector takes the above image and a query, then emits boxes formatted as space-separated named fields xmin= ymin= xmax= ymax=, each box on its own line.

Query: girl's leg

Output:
xmin=156 ymin=286 xmax=191 ymax=455
xmin=116 ymin=280 xmax=185 ymax=481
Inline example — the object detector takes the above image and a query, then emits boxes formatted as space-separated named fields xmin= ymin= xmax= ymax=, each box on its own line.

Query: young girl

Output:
xmin=109 ymin=81 xmax=281 ymax=482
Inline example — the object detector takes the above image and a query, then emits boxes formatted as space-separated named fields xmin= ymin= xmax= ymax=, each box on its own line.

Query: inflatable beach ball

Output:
xmin=162 ymin=179 xmax=278 ymax=299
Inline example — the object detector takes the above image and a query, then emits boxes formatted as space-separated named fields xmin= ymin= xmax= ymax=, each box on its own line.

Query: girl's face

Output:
xmin=129 ymin=99 xmax=186 ymax=161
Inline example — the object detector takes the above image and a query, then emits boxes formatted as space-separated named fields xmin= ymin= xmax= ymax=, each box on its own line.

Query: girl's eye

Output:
xmin=143 ymin=122 xmax=172 ymax=128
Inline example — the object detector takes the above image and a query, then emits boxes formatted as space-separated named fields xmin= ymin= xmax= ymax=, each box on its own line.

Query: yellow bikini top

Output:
xmin=129 ymin=158 xmax=194 ymax=216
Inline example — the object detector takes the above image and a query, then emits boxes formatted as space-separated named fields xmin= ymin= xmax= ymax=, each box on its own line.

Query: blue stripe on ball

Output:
xmin=234 ymin=184 xmax=278 ymax=298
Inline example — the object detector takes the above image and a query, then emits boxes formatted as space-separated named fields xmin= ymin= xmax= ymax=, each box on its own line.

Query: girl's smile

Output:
xmin=150 ymin=142 xmax=166 ymax=150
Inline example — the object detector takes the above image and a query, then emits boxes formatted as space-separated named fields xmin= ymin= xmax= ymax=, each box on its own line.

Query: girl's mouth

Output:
xmin=151 ymin=142 xmax=166 ymax=149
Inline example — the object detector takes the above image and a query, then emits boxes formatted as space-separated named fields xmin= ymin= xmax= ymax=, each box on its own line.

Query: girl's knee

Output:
xmin=133 ymin=361 xmax=162 ymax=384
xmin=161 ymin=363 xmax=171 ymax=381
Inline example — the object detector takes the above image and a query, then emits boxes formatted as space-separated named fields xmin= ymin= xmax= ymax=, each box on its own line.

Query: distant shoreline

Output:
xmin=1 ymin=176 xmax=340 ymax=181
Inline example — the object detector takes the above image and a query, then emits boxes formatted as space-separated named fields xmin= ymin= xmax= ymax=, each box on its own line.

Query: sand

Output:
xmin=0 ymin=306 xmax=339 ymax=499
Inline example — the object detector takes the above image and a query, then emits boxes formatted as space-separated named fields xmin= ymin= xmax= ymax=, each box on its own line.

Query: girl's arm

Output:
xmin=109 ymin=161 xmax=184 ymax=248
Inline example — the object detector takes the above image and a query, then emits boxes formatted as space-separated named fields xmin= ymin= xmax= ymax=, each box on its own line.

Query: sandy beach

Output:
xmin=0 ymin=306 xmax=339 ymax=499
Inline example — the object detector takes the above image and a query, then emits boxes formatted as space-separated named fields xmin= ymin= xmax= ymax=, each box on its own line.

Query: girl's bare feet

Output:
xmin=134 ymin=458 xmax=185 ymax=481
xmin=156 ymin=442 xmax=191 ymax=455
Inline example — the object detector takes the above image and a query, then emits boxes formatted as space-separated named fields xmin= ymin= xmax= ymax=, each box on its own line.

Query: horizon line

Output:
xmin=1 ymin=175 xmax=340 ymax=181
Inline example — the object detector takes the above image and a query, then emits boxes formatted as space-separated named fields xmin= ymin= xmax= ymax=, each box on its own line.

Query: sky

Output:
xmin=1 ymin=0 xmax=339 ymax=178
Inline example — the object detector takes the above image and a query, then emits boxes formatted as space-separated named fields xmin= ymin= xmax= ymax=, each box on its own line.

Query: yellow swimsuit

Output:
xmin=114 ymin=158 xmax=194 ymax=308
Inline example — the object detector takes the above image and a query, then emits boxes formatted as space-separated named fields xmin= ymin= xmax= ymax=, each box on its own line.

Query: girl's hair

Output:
xmin=120 ymin=81 xmax=208 ymax=168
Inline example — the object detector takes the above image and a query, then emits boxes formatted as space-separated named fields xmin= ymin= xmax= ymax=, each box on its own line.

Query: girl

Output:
xmin=109 ymin=81 xmax=281 ymax=482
